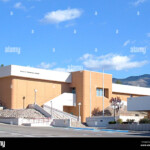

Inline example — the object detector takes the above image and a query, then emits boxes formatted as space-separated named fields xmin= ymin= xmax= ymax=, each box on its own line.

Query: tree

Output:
xmin=110 ymin=97 xmax=122 ymax=121
xmin=92 ymin=107 xmax=101 ymax=116
xmin=0 ymin=64 xmax=4 ymax=67
xmin=115 ymin=80 xmax=122 ymax=84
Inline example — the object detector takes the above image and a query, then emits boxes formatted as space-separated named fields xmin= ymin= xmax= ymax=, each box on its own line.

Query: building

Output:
xmin=0 ymin=65 xmax=150 ymax=122
xmin=128 ymin=96 xmax=150 ymax=118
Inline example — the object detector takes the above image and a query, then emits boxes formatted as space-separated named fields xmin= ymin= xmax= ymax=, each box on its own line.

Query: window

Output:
xmin=72 ymin=88 xmax=76 ymax=94
xmin=96 ymin=88 xmax=103 ymax=96
xmin=96 ymin=88 xmax=109 ymax=98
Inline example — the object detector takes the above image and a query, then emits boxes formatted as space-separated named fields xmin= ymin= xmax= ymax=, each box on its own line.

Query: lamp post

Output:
xmin=78 ymin=102 xmax=81 ymax=122
xmin=34 ymin=89 xmax=37 ymax=105
xmin=50 ymin=101 xmax=53 ymax=118
xmin=90 ymin=71 xmax=91 ymax=117
xmin=23 ymin=96 xmax=25 ymax=109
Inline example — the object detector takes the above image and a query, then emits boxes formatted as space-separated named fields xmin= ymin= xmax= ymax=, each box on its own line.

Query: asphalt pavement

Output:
xmin=0 ymin=123 xmax=149 ymax=137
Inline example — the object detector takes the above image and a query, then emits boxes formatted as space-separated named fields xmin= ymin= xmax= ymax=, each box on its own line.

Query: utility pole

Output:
xmin=90 ymin=71 xmax=91 ymax=117
xmin=34 ymin=89 xmax=37 ymax=105
xmin=78 ymin=102 xmax=81 ymax=122
xmin=51 ymin=101 xmax=53 ymax=118
xmin=102 ymin=69 xmax=104 ymax=117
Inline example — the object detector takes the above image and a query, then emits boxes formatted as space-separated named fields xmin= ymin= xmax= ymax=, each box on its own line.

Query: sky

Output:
xmin=0 ymin=0 xmax=150 ymax=78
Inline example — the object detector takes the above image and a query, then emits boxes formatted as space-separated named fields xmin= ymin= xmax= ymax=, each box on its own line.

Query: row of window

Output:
xmin=72 ymin=88 xmax=107 ymax=97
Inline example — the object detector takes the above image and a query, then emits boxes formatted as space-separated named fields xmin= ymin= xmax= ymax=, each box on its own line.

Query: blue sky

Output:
xmin=0 ymin=0 xmax=150 ymax=78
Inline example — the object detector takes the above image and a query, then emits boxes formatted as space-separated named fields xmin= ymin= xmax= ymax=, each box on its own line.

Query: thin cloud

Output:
xmin=10 ymin=11 xmax=14 ymax=16
xmin=53 ymin=65 xmax=83 ymax=72
xmin=132 ymin=0 xmax=147 ymax=6
xmin=0 ymin=0 xmax=9 ymax=2
xmin=80 ymin=53 xmax=148 ymax=71
xmin=37 ymin=62 xmax=56 ymax=69
xmin=123 ymin=40 xmax=130 ymax=47
xmin=40 ymin=8 xmax=82 ymax=24
xmin=14 ymin=2 xmax=26 ymax=10
xmin=147 ymin=33 xmax=150 ymax=37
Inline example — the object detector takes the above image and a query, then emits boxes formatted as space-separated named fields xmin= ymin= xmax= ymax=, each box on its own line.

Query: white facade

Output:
xmin=0 ymin=65 xmax=71 ymax=83
xmin=127 ymin=96 xmax=150 ymax=111
xmin=112 ymin=83 xmax=150 ymax=96
xmin=44 ymin=93 xmax=76 ymax=111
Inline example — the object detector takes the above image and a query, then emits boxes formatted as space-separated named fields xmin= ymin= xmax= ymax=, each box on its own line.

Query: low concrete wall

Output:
xmin=108 ymin=124 xmax=150 ymax=131
xmin=86 ymin=116 xmax=145 ymax=127
xmin=119 ymin=115 xmax=144 ymax=122
xmin=0 ymin=118 xmax=19 ymax=125
xmin=86 ymin=116 xmax=117 ymax=127
xmin=52 ymin=119 xmax=70 ymax=127
xmin=0 ymin=118 xmax=52 ymax=126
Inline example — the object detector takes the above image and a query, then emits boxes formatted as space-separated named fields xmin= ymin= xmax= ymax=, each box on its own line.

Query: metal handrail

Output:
xmin=43 ymin=105 xmax=78 ymax=120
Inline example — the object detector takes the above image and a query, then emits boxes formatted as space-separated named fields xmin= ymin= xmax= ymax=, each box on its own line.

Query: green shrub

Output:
xmin=116 ymin=119 xmax=123 ymax=124
xmin=139 ymin=118 xmax=150 ymax=124
xmin=126 ymin=119 xmax=135 ymax=124
xmin=109 ymin=121 xmax=116 ymax=124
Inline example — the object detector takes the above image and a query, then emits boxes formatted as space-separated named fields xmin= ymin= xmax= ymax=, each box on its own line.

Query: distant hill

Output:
xmin=113 ymin=74 xmax=150 ymax=88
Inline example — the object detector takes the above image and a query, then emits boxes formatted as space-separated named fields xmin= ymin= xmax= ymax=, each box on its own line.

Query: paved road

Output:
xmin=0 ymin=123 xmax=149 ymax=137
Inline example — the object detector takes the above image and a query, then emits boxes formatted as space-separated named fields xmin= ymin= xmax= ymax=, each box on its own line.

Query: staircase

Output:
xmin=43 ymin=105 xmax=86 ymax=128
xmin=43 ymin=105 xmax=78 ymax=121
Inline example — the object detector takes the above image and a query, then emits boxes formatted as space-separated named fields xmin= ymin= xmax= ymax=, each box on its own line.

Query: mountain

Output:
xmin=113 ymin=74 xmax=150 ymax=88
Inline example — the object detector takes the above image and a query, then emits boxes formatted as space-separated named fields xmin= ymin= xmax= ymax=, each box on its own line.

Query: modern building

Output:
xmin=0 ymin=65 xmax=150 ymax=122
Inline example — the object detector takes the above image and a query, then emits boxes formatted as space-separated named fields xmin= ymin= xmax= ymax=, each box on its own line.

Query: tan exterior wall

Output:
xmin=6 ymin=76 xmax=71 ymax=109
xmin=0 ymin=72 xmax=149 ymax=123
xmin=65 ymin=71 xmax=112 ymax=122
xmin=64 ymin=71 xmax=84 ymax=118
xmin=65 ymin=71 xmax=148 ymax=122
xmin=0 ymin=77 xmax=13 ymax=108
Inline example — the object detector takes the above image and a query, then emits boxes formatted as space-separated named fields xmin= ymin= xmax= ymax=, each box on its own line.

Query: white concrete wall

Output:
xmin=108 ymin=124 xmax=150 ymax=131
xmin=112 ymin=83 xmax=150 ymax=96
xmin=0 ymin=118 xmax=19 ymax=125
xmin=127 ymin=96 xmax=150 ymax=111
xmin=86 ymin=116 xmax=145 ymax=127
xmin=0 ymin=65 xmax=71 ymax=83
xmin=119 ymin=115 xmax=145 ymax=122
xmin=0 ymin=118 xmax=52 ymax=126
xmin=52 ymin=119 xmax=70 ymax=127
xmin=20 ymin=118 xmax=52 ymax=126
xmin=86 ymin=116 xmax=117 ymax=127
xmin=44 ymin=93 xmax=76 ymax=111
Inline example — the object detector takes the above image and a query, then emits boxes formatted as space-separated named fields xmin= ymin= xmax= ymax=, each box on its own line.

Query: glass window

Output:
xmin=96 ymin=89 xmax=99 ymax=96
xmin=72 ymin=88 xmax=76 ymax=94
xmin=96 ymin=88 xmax=103 ymax=96
xmin=99 ymin=89 xmax=103 ymax=96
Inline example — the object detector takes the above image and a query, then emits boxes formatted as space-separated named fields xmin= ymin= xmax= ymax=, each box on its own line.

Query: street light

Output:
xmin=34 ymin=89 xmax=37 ymax=105
xmin=78 ymin=102 xmax=81 ymax=122
xmin=50 ymin=101 xmax=53 ymax=118
xmin=23 ymin=96 xmax=25 ymax=109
